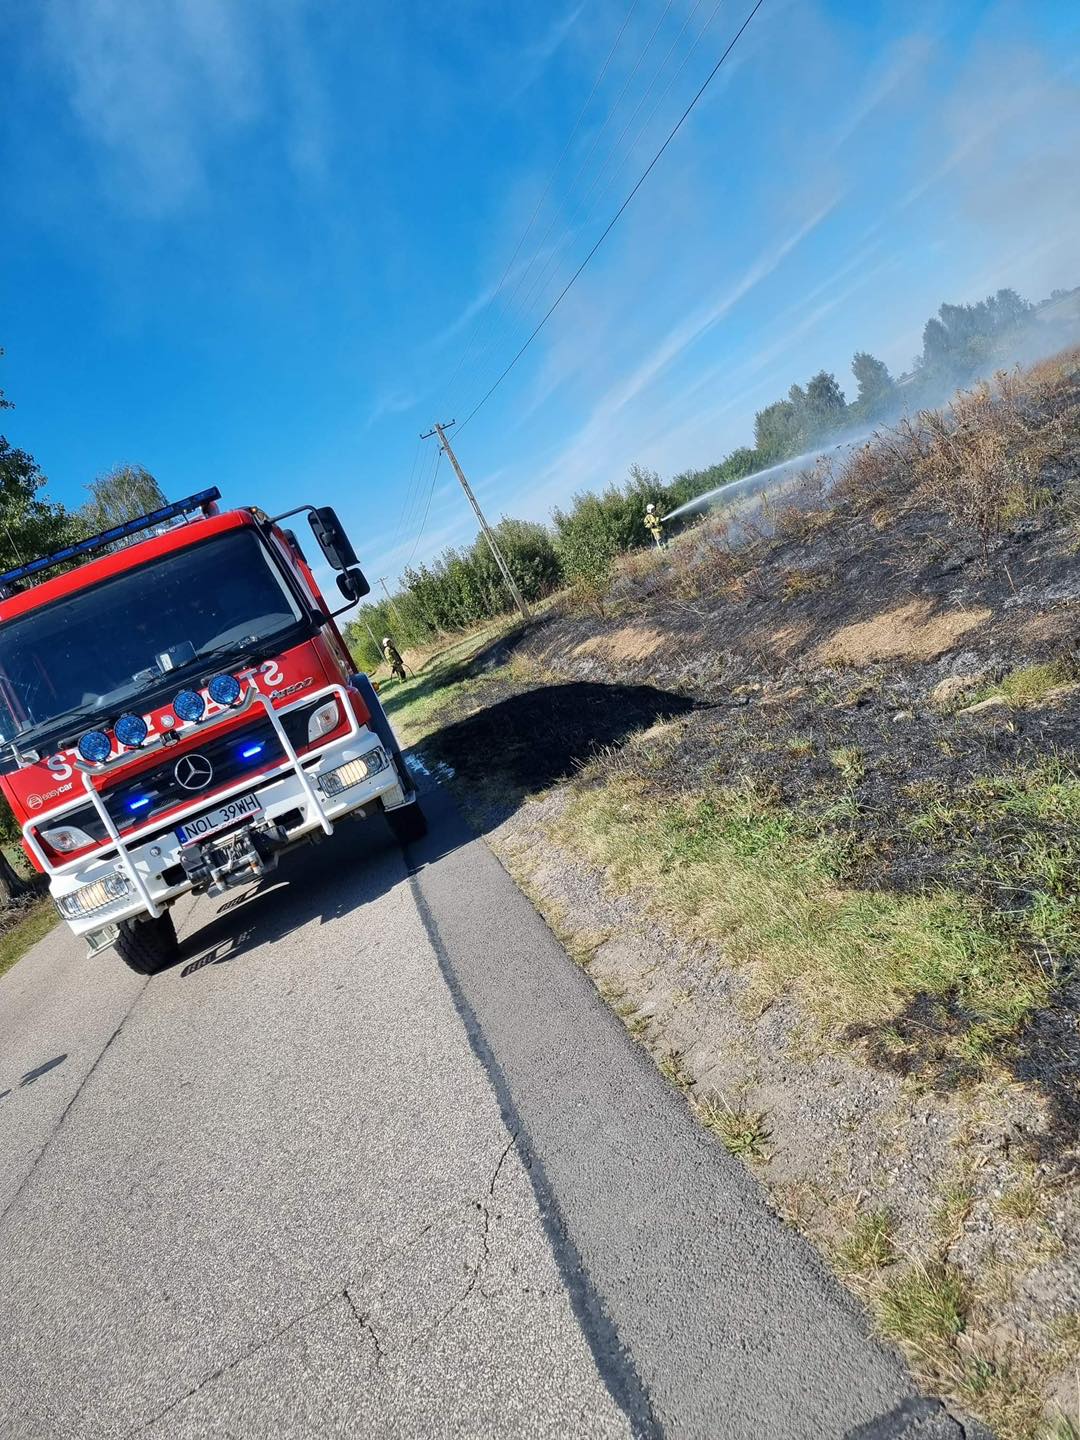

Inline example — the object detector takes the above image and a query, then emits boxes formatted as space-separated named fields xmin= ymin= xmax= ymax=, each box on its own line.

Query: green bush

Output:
xmin=555 ymin=523 xmax=617 ymax=612
xmin=344 ymin=517 xmax=562 ymax=667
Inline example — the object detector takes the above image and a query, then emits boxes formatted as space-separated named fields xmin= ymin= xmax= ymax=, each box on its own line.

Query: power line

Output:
xmin=489 ymin=0 xmax=676 ymax=356
xmin=457 ymin=0 xmax=767 ymax=435
xmin=403 ymin=448 xmax=444 ymax=571
xmin=517 ymin=0 xmax=723 ymax=319
xmin=443 ymin=0 xmax=643 ymax=408
xmin=390 ymin=435 xmax=425 ymax=551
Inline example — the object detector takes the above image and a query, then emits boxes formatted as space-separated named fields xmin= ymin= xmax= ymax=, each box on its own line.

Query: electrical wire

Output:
xmin=442 ymin=0 xmax=643 ymax=408
xmin=457 ymin=0 xmax=767 ymax=435
xmin=489 ymin=0 xmax=676 ymax=353
xmin=390 ymin=435 xmax=425 ymax=551
xmin=404 ymin=449 xmax=444 ymax=571
xmin=517 ymin=0 xmax=722 ymax=319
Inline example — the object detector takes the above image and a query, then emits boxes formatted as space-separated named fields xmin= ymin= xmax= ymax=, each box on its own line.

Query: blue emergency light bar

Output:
xmin=0 ymin=487 xmax=221 ymax=591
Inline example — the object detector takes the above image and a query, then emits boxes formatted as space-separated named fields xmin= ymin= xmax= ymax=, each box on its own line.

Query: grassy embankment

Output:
xmin=0 ymin=845 xmax=57 ymax=981
xmin=0 ymin=903 xmax=59 ymax=981
xmin=376 ymin=354 xmax=1080 ymax=1438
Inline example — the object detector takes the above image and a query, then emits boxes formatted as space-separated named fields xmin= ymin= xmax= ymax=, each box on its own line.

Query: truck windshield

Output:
xmin=0 ymin=528 xmax=305 ymax=745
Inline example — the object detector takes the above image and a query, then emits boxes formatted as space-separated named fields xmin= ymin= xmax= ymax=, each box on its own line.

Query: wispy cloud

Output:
xmin=366 ymin=386 xmax=420 ymax=428
xmin=38 ymin=0 xmax=324 ymax=215
xmin=522 ymin=4 xmax=585 ymax=65
xmin=829 ymin=33 xmax=936 ymax=153
xmin=579 ymin=196 xmax=841 ymax=427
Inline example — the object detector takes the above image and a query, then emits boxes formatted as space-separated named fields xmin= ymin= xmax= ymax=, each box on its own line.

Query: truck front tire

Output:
xmin=115 ymin=911 xmax=180 ymax=976
xmin=385 ymin=800 xmax=428 ymax=845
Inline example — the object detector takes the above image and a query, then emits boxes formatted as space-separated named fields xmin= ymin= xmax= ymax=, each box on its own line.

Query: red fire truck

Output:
xmin=0 ymin=488 xmax=424 ymax=974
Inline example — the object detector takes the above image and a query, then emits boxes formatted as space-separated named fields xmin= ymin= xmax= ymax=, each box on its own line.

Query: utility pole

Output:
xmin=359 ymin=615 xmax=381 ymax=652
xmin=377 ymin=577 xmax=405 ymax=630
xmin=421 ymin=420 xmax=531 ymax=623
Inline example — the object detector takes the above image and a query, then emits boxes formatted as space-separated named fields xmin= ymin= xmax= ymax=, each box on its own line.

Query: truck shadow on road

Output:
xmin=174 ymin=814 xmax=462 ymax=976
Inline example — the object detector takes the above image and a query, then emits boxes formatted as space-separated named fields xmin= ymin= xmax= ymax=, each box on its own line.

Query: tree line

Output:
xmin=0 ymin=356 xmax=168 ymax=892
xmin=348 ymin=282 xmax=1077 ymax=668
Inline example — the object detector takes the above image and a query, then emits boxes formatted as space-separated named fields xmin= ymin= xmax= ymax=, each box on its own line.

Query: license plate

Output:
xmin=176 ymin=793 xmax=262 ymax=845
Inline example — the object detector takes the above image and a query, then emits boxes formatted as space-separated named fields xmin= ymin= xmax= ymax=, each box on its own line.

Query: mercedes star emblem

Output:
xmin=174 ymin=753 xmax=215 ymax=791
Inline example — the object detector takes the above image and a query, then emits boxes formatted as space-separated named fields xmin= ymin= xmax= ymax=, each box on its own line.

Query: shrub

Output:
xmin=556 ymin=524 xmax=616 ymax=614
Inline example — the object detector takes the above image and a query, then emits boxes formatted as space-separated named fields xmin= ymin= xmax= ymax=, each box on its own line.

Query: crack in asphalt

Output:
xmin=343 ymin=1286 xmax=386 ymax=1365
xmin=128 ymin=1281 xmax=390 ymax=1437
xmin=435 ymin=1129 xmax=522 ymax=1327
xmin=125 ymin=1134 xmax=525 ymax=1437
xmin=126 ymin=1290 xmax=347 ymax=1437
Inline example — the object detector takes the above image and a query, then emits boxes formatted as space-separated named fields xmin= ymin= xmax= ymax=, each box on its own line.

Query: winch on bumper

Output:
xmin=26 ymin=681 xmax=414 ymax=946
xmin=179 ymin=817 xmax=290 ymax=897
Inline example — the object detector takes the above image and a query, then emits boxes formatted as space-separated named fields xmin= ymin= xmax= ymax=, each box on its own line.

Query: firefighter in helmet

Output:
xmin=382 ymin=636 xmax=406 ymax=683
xmin=643 ymin=502 xmax=664 ymax=549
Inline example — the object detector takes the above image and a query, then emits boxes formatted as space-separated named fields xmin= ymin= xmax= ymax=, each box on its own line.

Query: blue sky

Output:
xmin=2 ymin=0 xmax=1078 ymax=587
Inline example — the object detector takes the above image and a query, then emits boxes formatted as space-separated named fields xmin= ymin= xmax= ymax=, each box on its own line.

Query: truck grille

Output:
xmin=37 ymin=699 xmax=333 ymax=847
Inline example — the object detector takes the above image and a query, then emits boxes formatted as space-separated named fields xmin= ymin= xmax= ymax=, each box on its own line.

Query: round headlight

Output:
xmin=173 ymin=689 xmax=206 ymax=724
xmin=77 ymin=729 xmax=112 ymax=764
xmin=114 ymin=712 xmax=148 ymax=748
xmin=208 ymin=673 xmax=242 ymax=707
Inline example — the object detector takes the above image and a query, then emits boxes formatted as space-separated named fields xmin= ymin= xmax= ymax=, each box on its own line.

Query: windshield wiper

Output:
xmin=15 ymin=634 xmax=292 ymax=754
xmin=166 ymin=634 xmax=283 ymax=686
xmin=17 ymin=701 xmax=124 ymax=755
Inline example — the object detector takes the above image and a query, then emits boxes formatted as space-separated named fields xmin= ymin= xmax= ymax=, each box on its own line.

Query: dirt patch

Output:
xmin=571 ymin=624 xmax=666 ymax=663
xmin=765 ymin=621 xmax=812 ymax=657
xmin=1018 ymin=610 xmax=1076 ymax=646
xmin=812 ymin=600 xmax=992 ymax=666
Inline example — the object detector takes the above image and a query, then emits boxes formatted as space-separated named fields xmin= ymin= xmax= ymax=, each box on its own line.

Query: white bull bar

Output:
xmin=22 ymin=681 xmax=363 ymax=915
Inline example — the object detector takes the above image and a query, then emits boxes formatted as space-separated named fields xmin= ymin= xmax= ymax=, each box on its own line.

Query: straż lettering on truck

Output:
xmin=0 ymin=488 xmax=426 ymax=975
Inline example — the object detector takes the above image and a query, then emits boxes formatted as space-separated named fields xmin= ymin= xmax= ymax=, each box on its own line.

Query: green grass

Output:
xmin=0 ymin=901 xmax=59 ymax=981
xmin=909 ymin=758 xmax=1080 ymax=964
xmin=995 ymin=1170 xmax=1047 ymax=1224
xmin=876 ymin=1259 xmax=968 ymax=1346
xmin=377 ymin=614 xmax=520 ymax=746
xmin=837 ymin=1208 xmax=897 ymax=1275
xmin=697 ymin=1094 xmax=771 ymax=1160
xmin=971 ymin=659 xmax=1076 ymax=709
xmin=932 ymin=1177 xmax=976 ymax=1247
xmin=829 ymin=745 xmax=866 ymax=784
xmin=552 ymin=776 xmax=1048 ymax=1044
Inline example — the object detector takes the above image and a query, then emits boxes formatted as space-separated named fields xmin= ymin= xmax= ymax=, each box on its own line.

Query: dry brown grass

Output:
xmin=813 ymin=599 xmax=991 ymax=666
xmin=830 ymin=350 xmax=1080 ymax=551
xmin=835 ymin=357 xmax=1077 ymax=558
xmin=913 ymin=372 xmax=1058 ymax=558
xmin=571 ymin=625 xmax=666 ymax=663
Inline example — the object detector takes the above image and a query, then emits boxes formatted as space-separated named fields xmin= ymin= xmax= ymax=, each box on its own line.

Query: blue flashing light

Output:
xmin=241 ymin=743 xmax=265 ymax=759
xmin=173 ymin=688 xmax=206 ymax=724
xmin=114 ymin=712 xmax=149 ymax=748
xmin=129 ymin=796 xmax=152 ymax=812
xmin=77 ymin=730 xmax=112 ymax=764
xmin=208 ymin=672 xmax=242 ymax=707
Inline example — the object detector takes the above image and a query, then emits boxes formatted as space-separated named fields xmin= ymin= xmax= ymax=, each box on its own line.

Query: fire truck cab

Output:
xmin=0 ymin=488 xmax=423 ymax=974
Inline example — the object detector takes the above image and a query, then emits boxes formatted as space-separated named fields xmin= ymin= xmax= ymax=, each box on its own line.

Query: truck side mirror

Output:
xmin=309 ymin=507 xmax=359 ymax=571
xmin=335 ymin=567 xmax=370 ymax=604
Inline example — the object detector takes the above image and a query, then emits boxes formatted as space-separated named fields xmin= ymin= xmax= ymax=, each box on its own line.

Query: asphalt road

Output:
xmin=0 ymin=780 xmax=978 ymax=1440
